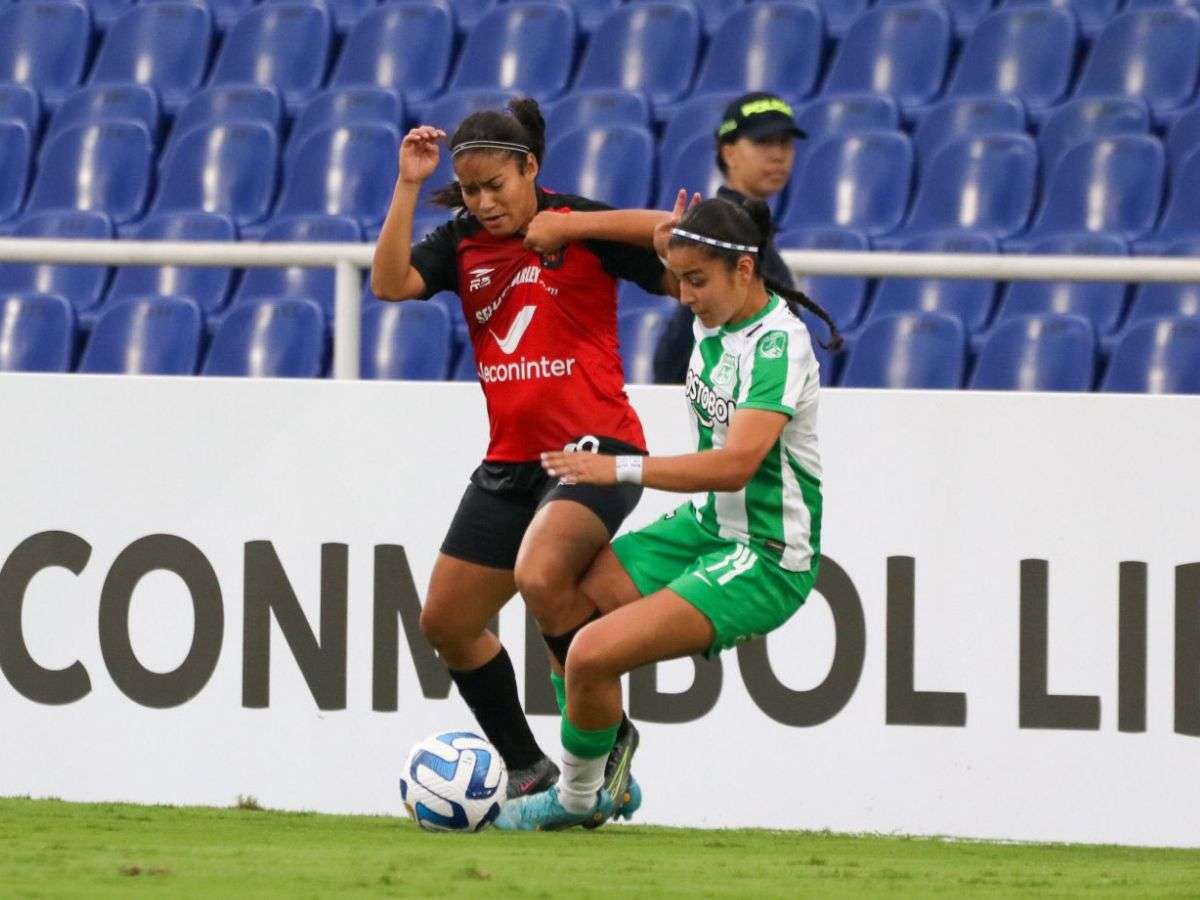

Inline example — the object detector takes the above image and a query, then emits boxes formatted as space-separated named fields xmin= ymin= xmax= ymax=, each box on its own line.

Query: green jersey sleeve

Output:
xmin=740 ymin=327 xmax=814 ymax=416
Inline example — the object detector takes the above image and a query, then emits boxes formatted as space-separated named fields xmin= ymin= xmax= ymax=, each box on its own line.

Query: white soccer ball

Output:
xmin=399 ymin=731 xmax=507 ymax=832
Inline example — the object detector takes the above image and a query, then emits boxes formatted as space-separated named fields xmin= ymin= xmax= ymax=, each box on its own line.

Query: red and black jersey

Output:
xmin=410 ymin=189 xmax=666 ymax=463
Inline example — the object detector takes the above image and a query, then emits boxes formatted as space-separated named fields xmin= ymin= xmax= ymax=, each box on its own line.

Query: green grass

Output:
xmin=2 ymin=796 xmax=1199 ymax=898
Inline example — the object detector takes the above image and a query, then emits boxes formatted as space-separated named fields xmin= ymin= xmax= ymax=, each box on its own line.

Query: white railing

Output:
xmin=1 ymin=237 xmax=1198 ymax=378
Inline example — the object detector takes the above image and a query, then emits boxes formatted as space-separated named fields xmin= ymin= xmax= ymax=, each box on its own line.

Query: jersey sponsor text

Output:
xmin=686 ymin=367 xmax=736 ymax=427
xmin=477 ymin=356 xmax=577 ymax=383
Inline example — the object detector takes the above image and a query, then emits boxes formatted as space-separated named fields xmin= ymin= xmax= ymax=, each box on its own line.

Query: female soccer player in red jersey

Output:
xmin=371 ymin=98 xmax=671 ymax=808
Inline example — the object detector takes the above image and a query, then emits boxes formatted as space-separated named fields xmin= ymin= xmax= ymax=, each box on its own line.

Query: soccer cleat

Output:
xmin=614 ymin=775 xmax=642 ymax=822
xmin=505 ymin=756 xmax=561 ymax=800
xmin=494 ymin=785 xmax=614 ymax=832
xmin=583 ymin=715 xmax=639 ymax=829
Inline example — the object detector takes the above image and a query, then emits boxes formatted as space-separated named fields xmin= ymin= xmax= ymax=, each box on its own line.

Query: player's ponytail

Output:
xmin=430 ymin=97 xmax=546 ymax=209
xmin=669 ymin=198 xmax=844 ymax=351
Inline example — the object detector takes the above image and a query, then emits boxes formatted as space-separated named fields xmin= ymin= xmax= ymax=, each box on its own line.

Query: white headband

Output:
xmin=671 ymin=228 xmax=759 ymax=254
xmin=451 ymin=140 xmax=532 ymax=157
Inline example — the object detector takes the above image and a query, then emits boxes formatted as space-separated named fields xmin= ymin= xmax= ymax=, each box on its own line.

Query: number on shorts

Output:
xmin=705 ymin=545 xmax=758 ymax=586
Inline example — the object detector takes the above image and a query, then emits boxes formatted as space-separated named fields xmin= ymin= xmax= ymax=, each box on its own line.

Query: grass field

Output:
xmin=3 ymin=796 xmax=1199 ymax=898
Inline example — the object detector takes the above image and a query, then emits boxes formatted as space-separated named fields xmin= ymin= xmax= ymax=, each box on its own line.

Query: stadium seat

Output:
xmin=361 ymin=301 xmax=453 ymax=379
xmin=797 ymin=94 xmax=901 ymax=142
xmin=1074 ymin=9 xmax=1200 ymax=125
xmin=0 ymin=293 xmax=75 ymax=372
xmin=448 ymin=3 xmax=577 ymax=103
xmin=516 ymin=0 xmax=620 ymax=34
xmin=618 ymin=281 xmax=676 ymax=315
xmin=867 ymin=231 xmax=999 ymax=333
xmin=0 ymin=121 xmax=32 ymax=229
xmin=619 ymin=306 xmax=669 ymax=384
xmin=153 ymin=123 xmax=280 ymax=230
xmin=969 ymin=314 xmax=1096 ymax=391
xmin=911 ymin=97 xmax=1027 ymax=171
xmin=26 ymin=123 xmax=153 ymax=225
xmin=879 ymin=0 xmax=995 ymax=37
xmin=144 ymin=0 xmax=255 ymax=33
xmin=79 ymin=295 xmax=204 ymax=375
xmin=541 ymin=125 xmax=655 ymax=208
xmin=1126 ymin=241 xmax=1200 ymax=333
xmin=88 ymin=2 xmax=214 ymax=116
xmin=1135 ymin=149 xmax=1200 ymax=252
xmin=1101 ymin=317 xmax=1200 ymax=393
xmin=0 ymin=0 xmax=91 ymax=112
xmin=203 ymin=297 xmax=326 ymax=377
xmin=1015 ymin=136 xmax=1165 ymax=246
xmin=105 ymin=212 xmax=238 ymax=319
xmin=274 ymin=124 xmax=399 ymax=233
xmin=994 ymin=233 xmax=1130 ymax=336
xmin=228 ymin=215 xmax=362 ymax=320
xmin=779 ymin=131 xmax=914 ymax=237
xmin=286 ymin=89 xmax=403 ymax=167
xmin=575 ymin=3 xmax=703 ymax=111
xmin=944 ymin=8 xmax=1076 ymax=117
xmin=330 ymin=2 xmax=454 ymax=104
xmin=452 ymin=337 xmax=477 ymax=380
xmin=92 ymin=0 xmax=136 ymax=32
xmin=1166 ymin=104 xmax=1200 ymax=174
xmin=164 ymin=86 xmax=283 ymax=163
xmin=777 ymin=226 xmax=871 ymax=331
xmin=208 ymin=2 xmax=333 ymax=116
xmin=46 ymin=85 xmax=161 ymax=150
xmin=546 ymin=90 xmax=652 ymax=136
xmin=658 ymin=93 xmax=736 ymax=177
xmin=840 ymin=312 xmax=967 ymax=388
xmin=819 ymin=0 xmax=869 ymax=38
xmin=426 ymin=289 xmax=468 ymax=352
xmin=1003 ymin=0 xmax=1119 ymax=41
xmin=1038 ymin=97 xmax=1151 ymax=180
xmin=655 ymin=133 xmax=726 ymax=210
xmin=822 ymin=4 xmax=953 ymax=116
xmin=0 ymin=85 xmax=41 ymax=136
xmin=0 ymin=211 xmax=114 ymax=317
xmin=265 ymin=0 xmax=373 ymax=34
xmin=414 ymin=0 xmax=498 ymax=32
xmin=691 ymin=3 xmax=824 ymax=100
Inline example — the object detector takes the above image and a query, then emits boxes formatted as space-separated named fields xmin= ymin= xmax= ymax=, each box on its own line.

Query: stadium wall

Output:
xmin=0 ymin=374 xmax=1197 ymax=847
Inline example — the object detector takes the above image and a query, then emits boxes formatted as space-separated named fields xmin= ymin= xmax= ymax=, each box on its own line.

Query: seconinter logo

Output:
xmin=489 ymin=305 xmax=538 ymax=355
xmin=476 ymin=356 xmax=577 ymax=383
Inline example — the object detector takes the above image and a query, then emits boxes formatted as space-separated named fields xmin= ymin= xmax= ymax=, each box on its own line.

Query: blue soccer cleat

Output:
xmin=494 ymin=786 xmax=615 ymax=832
xmin=615 ymin=775 xmax=642 ymax=822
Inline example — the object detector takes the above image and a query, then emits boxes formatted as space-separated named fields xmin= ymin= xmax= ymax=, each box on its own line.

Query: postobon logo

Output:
xmin=686 ymin=368 xmax=736 ymax=428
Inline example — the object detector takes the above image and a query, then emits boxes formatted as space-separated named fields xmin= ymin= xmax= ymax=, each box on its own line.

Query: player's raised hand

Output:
xmin=653 ymin=189 xmax=703 ymax=260
xmin=540 ymin=450 xmax=616 ymax=486
xmin=522 ymin=210 xmax=572 ymax=254
xmin=399 ymin=126 xmax=446 ymax=185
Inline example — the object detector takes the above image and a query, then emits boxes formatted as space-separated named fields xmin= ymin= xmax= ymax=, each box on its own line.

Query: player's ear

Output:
xmin=736 ymin=254 xmax=756 ymax=284
xmin=522 ymin=152 xmax=539 ymax=183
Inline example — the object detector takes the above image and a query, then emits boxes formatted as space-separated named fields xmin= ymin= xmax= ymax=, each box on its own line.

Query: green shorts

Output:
xmin=611 ymin=503 xmax=817 ymax=658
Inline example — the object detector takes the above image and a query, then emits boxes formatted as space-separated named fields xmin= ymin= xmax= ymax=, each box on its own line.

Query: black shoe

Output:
xmin=583 ymin=715 xmax=639 ymax=829
xmin=506 ymin=756 xmax=560 ymax=800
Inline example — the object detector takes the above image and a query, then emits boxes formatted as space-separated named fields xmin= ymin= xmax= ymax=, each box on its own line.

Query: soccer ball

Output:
xmin=400 ymin=731 xmax=507 ymax=832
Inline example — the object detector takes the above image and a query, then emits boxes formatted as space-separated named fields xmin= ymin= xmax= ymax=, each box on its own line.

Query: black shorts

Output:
xmin=440 ymin=435 xmax=646 ymax=570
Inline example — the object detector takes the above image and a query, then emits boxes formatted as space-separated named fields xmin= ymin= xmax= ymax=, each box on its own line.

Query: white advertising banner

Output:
xmin=0 ymin=373 xmax=1197 ymax=847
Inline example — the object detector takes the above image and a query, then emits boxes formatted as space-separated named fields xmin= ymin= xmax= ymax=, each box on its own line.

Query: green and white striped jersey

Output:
xmin=685 ymin=293 xmax=822 ymax=572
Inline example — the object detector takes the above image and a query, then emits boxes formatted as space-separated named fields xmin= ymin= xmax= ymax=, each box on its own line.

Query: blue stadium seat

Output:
xmin=265 ymin=0 xmax=373 ymax=34
xmin=164 ymin=86 xmax=283 ymax=163
xmin=1166 ymin=104 xmax=1200 ymax=173
xmin=229 ymin=215 xmax=362 ymax=320
xmin=448 ymin=3 xmax=577 ymax=103
xmin=26 ymin=123 xmax=153 ymax=225
xmin=203 ymin=297 xmax=326 ymax=377
xmin=274 ymin=124 xmax=399 ymax=233
xmin=655 ymin=132 xmax=726 ymax=209
xmin=92 ymin=0 xmax=137 ymax=32
xmin=879 ymin=0 xmax=995 ymax=37
xmin=330 ymin=3 xmax=454 ymax=105
xmin=453 ymin=336 xmax=477 ymax=380
xmin=945 ymin=8 xmax=1076 ymax=117
xmin=798 ymin=94 xmax=901 ymax=141
xmin=153 ymin=122 xmax=280 ymax=230
xmin=658 ymin=93 xmax=735 ymax=177
xmin=0 ymin=121 xmax=32 ymax=229
xmin=541 ymin=125 xmax=655 ymax=208
xmin=618 ymin=281 xmax=676 ymax=315
xmin=1101 ymin=317 xmax=1200 ymax=393
xmin=287 ymin=88 xmax=403 ymax=167
xmin=619 ymin=306 xmax=669 ymax=384
xmin=1074 ymin=9 xmax=1200 ymax=125
xmin=1127 ymin=239 xmax=1200 ymax=328
xmin=970 ymin=314 xmax=1096 ymax=391
xmin=575 ymin=2 xmax=703 ymax=111
xmin=361 ymin=300 xmax=452 ymax=379
xmin=777 ymin=226 xmax=871 ymax=331
xmin=1038 ymin=97 xmax=1151 ymax=180
xmin=144 ymin=0 xmax=255 ymax=34
xmin=0 ymin=0 xmax=91 ymax=112
xmin=88 ymin=2 xmax=213 ymax=116
xmin=46 ymin=85 xmax=160 ymax=150
xmin=515 ymin=0 xmax=620 ymax=34
xmin=0 ymin=84 xmax=41 ymax=136
xmin=426 ymin=288 xmax=468 ymax=353
xmin=692 ymin=3 xmax=824 ymax=100
xmin=79 ymin=295 xmax=204 ymax=375
xmin=546 ymin=90 xmax=651 ymax=135
xmin=414 ymin=0 xmax=498 ymax=32
xmin=1136 ymin=148 xmax=1200 ymax=251
xmin=105 ymin=212 xmax=237 ymax=319
xmin=0 ymin=211 xmax=113 ymax=317
xmin=208 ymin=2 xmax=333 ymax=116
xmin=995 ymin=233 xmax=1130 ymax=336
xmin=0 ymin=293 xmax=74 ymax=372
xmin=840 ymin=312 xmax=967 ymax=388
xmin=868 ymin=231 xmax=999 ymax=333
xmin=819 ymin=0 xmax=869 ymax=38
xmin=1003 ymin=0 xmax=1119 ymax=41
xmin=1015 ymin=136 xmax=1165 ymax=245
xmin=822 ymin=4 xmax=953 ymax=116
xmin=696 ymin=0 xmax=750 ymax=35
xmin=780 ymin=131 xmax=914 ymax=237
xmin=911 ymin=96 xmax=1026 ymax=171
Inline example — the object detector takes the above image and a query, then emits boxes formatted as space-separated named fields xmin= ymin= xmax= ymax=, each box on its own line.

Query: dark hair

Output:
xmin=430 ymin=98 xmax=547 ymax=209
xmin=668 ymin=197 xmax=843 ymax=351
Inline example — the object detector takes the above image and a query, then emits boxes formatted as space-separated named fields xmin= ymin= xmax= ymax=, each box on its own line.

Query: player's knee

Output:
xmin=418 ymin=603 xmax=462 ymax=652
xmin=565 ymin=627 xmax=613 ymax=684
xmin=514 ymin=559 xmax=567 ymax=617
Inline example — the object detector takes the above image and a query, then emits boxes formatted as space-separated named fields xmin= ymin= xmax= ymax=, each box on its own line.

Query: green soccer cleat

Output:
xmin=583 ymin=715 xmax=640 ymax=829
xmin=494 ymin=786 xmax=614 ymax=832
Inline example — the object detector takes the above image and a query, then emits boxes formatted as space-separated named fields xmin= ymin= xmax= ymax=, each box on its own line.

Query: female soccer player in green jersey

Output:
xmin=496 ymin=195 xmax=843 ymax=830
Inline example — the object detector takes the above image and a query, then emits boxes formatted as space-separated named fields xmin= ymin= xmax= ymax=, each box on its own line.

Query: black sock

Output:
xmin=448 ymin=647 xmax=544 ymax=772
xmin=542 ymin=611 xmax=602 ymax=669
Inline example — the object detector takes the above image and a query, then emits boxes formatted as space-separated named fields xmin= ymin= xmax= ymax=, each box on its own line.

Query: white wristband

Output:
xmin=615 ymin=455 xmax=644 ymax=485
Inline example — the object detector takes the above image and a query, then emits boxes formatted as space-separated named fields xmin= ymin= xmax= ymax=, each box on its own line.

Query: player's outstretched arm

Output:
xmin=370 ymin=126 xmax=444 ymax=301
xmin=523 ymin=208 xmax=671 ymax=252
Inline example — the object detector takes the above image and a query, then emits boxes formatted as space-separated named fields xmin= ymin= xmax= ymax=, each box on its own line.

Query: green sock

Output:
xmin=550 ymin=672 xmax=567 ymax=716
xmin=561 ymin=715 xmax=619 ymax=760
